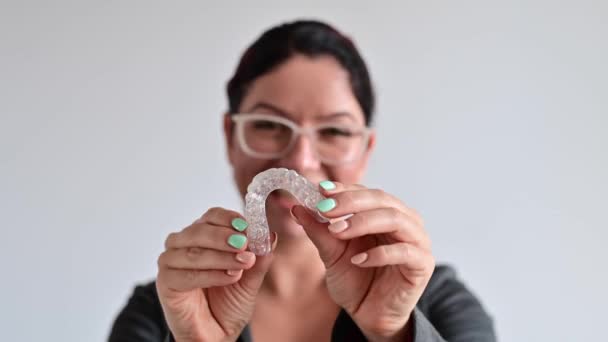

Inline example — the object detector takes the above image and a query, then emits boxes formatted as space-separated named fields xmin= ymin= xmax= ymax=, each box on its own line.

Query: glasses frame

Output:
xmin=231 ymin=113 xmax=372 ymax=166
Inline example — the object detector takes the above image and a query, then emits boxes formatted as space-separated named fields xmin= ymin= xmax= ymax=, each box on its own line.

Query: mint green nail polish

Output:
xmin=228 ymin=234 xmax=247 ymax=249
xmin=316 ymin=198 xmax=336 ymax=213
xmin=231 ymin=218 xmax=248 ymax=232
xmin=319 ymin=180 xmax=336 ymax=191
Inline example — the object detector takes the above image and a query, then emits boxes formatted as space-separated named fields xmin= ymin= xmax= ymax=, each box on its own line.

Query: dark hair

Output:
xmin=226 ymin=20 xmax=375 ymax=126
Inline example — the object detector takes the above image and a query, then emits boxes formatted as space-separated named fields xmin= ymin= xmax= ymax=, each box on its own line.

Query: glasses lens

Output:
xmin=315 ymin=126 xmax=366 ymax=163
xmin=242 ymin=117 xmax=294 ymax=156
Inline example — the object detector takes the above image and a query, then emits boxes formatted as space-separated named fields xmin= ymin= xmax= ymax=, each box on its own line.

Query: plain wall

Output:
xmin=1 ymin=1 xmax=606 ymax=341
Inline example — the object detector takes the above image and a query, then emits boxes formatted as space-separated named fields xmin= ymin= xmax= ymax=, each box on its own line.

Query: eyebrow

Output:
xmin=246 ymin=102 xmax=291 ymax=118
xmin=245 ymin=101 xmax=357 ymax=123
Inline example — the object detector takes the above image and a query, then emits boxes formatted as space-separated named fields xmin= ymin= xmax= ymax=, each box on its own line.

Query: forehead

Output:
xmin=239 ymin=54 xmax=365 ymax=125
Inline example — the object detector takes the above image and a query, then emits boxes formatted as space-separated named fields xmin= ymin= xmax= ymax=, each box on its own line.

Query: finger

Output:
xmin=159 ymin=234 xmax=277 ymax=292
xmin=165 ymin=226 xmax=249 ymax=253
xmin=158 ymin=247 xmax=256 ymax=271
xmin=239 ymin=232 xmax=278 ymax=294
xmin=327 ymin=208 xmax=430 ymax=248
xmin=158 ymin=267 xmax=242 ymax=291
xmin=318 ymin=182 xmax=424 ymax=226
xmin=350 ymin=243 xmax=434 ymax=278
xmin=203 ymin=208 xmax=249 ymax=231
xmin=291 ymin=205 xmax=345 ymax=268
xmin=315 ymin=188 xmax=410 ymax=219
xmin=318 ymin=180 xmax=366 ymax=194
xmin=195 ymin=207 xmax=248 ymax=230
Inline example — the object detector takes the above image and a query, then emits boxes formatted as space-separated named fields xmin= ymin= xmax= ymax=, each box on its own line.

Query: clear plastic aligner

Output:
xmin=244 ymin=168 xmax=328 ymax=255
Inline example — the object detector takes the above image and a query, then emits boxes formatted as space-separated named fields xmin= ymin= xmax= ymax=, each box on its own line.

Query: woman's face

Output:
xmin=223 ymin=54 xmax=376 ymax=239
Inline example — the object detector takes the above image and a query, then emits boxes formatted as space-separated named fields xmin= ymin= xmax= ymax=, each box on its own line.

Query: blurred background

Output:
xmin=1 ymin=0 xmax=606 ymax=341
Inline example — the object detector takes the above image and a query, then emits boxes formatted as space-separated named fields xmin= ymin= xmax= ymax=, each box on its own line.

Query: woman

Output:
xmin=109 ymin=20 xmax=496 ymax=342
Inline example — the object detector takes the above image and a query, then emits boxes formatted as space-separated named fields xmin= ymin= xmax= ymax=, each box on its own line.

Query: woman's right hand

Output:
xmin=156 ymin=207 xmax=276 ymax=342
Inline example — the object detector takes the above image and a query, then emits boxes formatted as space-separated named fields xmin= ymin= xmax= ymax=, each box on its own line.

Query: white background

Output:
xmin=1 ymin=1 xmax=606 ymax=341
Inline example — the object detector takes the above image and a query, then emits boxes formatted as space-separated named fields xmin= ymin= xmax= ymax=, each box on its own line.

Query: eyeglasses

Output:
xmin=231 ymin=113 xmax=372 ymax=166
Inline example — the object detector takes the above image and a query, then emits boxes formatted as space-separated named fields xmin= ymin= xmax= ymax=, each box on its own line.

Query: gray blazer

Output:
xmin=109 ymin=264 xmax=496 ymax=341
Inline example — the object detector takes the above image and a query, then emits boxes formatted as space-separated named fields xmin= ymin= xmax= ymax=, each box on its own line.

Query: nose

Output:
xmin=277 ymin=132 xmax=321 ymax=172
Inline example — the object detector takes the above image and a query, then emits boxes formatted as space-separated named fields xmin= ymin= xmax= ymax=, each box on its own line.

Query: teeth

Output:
xmin=244 ymin=168 xmax=328 ymax=255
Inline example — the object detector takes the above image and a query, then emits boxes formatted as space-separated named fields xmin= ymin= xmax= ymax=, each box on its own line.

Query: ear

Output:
xmin=362 ymin=128 xmax=376 ymax=161
xmin=355 ymin=128 xmax=376 ymax=177
xmin=366 ymin=129 xmax=376 ymax=153
xmin=223 ymin=112 xmax=236 ymax=166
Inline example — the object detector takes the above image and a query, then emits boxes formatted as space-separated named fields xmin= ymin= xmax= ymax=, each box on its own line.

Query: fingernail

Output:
xmin=228 ymin=234 xmax=247 ymax=249
xmin=226 ymin=269 xmax=241 ymax=276
xmin=316 ymin=198 xmax=336 ymax=213
xmin=328 ymin=220 xmax=349 ymax=233
xmin=351 ymin=252 xmax=368 ymax=265
xmin=319 ymin=180 xmax=336 ymax=191
xmin=231 ymin=218 xmax=248 ymax=232
xmin=235 ymin=251 xmax=254 ymax=263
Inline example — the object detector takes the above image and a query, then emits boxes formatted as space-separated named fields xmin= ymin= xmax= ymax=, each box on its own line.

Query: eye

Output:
xmin=252 ymin=120 xmax=281 ymax=130
xmin=319 ymin=127 xmax=355 ymax=137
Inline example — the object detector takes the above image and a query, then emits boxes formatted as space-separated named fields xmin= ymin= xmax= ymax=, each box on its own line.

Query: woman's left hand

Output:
xmin=291 ymin=181 xmax=435 ymax=342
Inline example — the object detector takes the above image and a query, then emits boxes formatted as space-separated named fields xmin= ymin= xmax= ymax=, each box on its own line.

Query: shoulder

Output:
xmin=108 ymin=280 xmax=169 ymax=341
xmin=418 ymin=263 xmax=487 ymax=312
xmin=131 ymin=280 xmax=163 ymax=306
xmin=121 ymin=280 xmax=164 ymax=318
xmin=415 ymin=263 xmax=496 ymax=341
xmin=421 ymin=264 xmax=458 ymax=297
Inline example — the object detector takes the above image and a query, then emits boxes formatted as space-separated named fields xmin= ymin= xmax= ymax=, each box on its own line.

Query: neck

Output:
xmin=261 ymin=233 xmax=327 ymax=299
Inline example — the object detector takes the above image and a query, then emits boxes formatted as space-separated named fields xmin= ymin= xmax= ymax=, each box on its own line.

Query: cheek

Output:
xmin=325 ymin=161 xmax=365 ymax=184
xmin=231 ymin=149 xmax=274 ymax=197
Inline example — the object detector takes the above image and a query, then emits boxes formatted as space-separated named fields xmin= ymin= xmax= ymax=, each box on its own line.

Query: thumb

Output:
xmin=291 ymin=205 xmax=345 ymax=267
xmin=239 ymin=232 xmax=277 ymax=293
